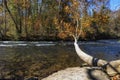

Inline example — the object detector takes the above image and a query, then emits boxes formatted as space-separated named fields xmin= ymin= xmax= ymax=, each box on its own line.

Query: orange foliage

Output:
xmin=54 ymin=0 xmax=83 ymax=39
xmin=58 ymin=32 xmax=68 ymax=39
xmin=34 ymin=19 xmax=41 ymax=31
xmin=14 ymin=0 xmax=30 ymax=9
xmin=93 ymin=13 xmax=109 ymax=25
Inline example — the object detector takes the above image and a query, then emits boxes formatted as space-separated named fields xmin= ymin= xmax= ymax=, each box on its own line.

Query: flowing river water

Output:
xmin=0 ymin=40 xmax=120 ymax=79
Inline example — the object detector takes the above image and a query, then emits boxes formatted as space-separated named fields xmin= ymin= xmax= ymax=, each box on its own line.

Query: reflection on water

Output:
xmin=0 ymin=44 xmax=81 ymax=80
xmin=0 ymin=40 xmax=120 ymax=79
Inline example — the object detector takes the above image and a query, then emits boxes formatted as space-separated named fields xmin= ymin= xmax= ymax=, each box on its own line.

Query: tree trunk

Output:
xmin=74 ymin=39 xmax=107 ymax=67
xmin=74 ymin=38 xmax=120 ymax=76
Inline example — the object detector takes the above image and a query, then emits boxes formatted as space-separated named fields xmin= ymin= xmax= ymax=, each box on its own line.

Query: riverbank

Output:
xmin=42 ymin=67 xmax=110 ymax=80
xmin=0 ymin=34 xmax=119 ymax=41
xmin=0 ymin=40 xmax=119 ymax=79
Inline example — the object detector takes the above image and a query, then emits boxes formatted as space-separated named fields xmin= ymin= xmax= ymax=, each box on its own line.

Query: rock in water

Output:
xmin=42 ymin=67 xmax=110 ymax=80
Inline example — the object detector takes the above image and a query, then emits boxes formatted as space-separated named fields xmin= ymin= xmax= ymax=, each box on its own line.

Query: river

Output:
xmin=0 ymin=40 xmax=120 ymax=79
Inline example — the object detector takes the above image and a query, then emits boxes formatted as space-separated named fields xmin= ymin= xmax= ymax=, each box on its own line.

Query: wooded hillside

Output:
xmin=0 ymin=0 xmax=120 ymax=41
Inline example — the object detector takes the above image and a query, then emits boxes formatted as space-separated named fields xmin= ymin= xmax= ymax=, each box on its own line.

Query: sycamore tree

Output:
xmin=54 ymin=0 xmax=84 ymax=40
xmin=54 ymin=0 xmax=120 ymax=78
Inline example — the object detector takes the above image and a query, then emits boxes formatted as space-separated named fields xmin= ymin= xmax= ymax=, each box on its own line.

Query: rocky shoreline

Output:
xmin=42 ymin=67 xmax=110 ymax=80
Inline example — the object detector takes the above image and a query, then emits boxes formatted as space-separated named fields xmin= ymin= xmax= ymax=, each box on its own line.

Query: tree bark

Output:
xmin=3 ymin=0 xmax=21 ymax=34
xmin=74 ymin=39 xmax=107 ymax=67
xmin=74 ymin=38 xmax=120 ymax=76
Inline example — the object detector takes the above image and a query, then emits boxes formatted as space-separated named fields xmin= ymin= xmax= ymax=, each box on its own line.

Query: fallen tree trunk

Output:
xmin=42 ymin=39 xmax=120 ymax=80
xmin=74 ymin=40 xmax=107 ymax=67
xmin=74 ymin=39 xmax=120 ymax=77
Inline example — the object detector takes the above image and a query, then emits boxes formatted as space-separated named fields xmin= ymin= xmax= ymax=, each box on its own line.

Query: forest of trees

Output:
xmin=0 ymin=0 xmax=120 ymax=41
